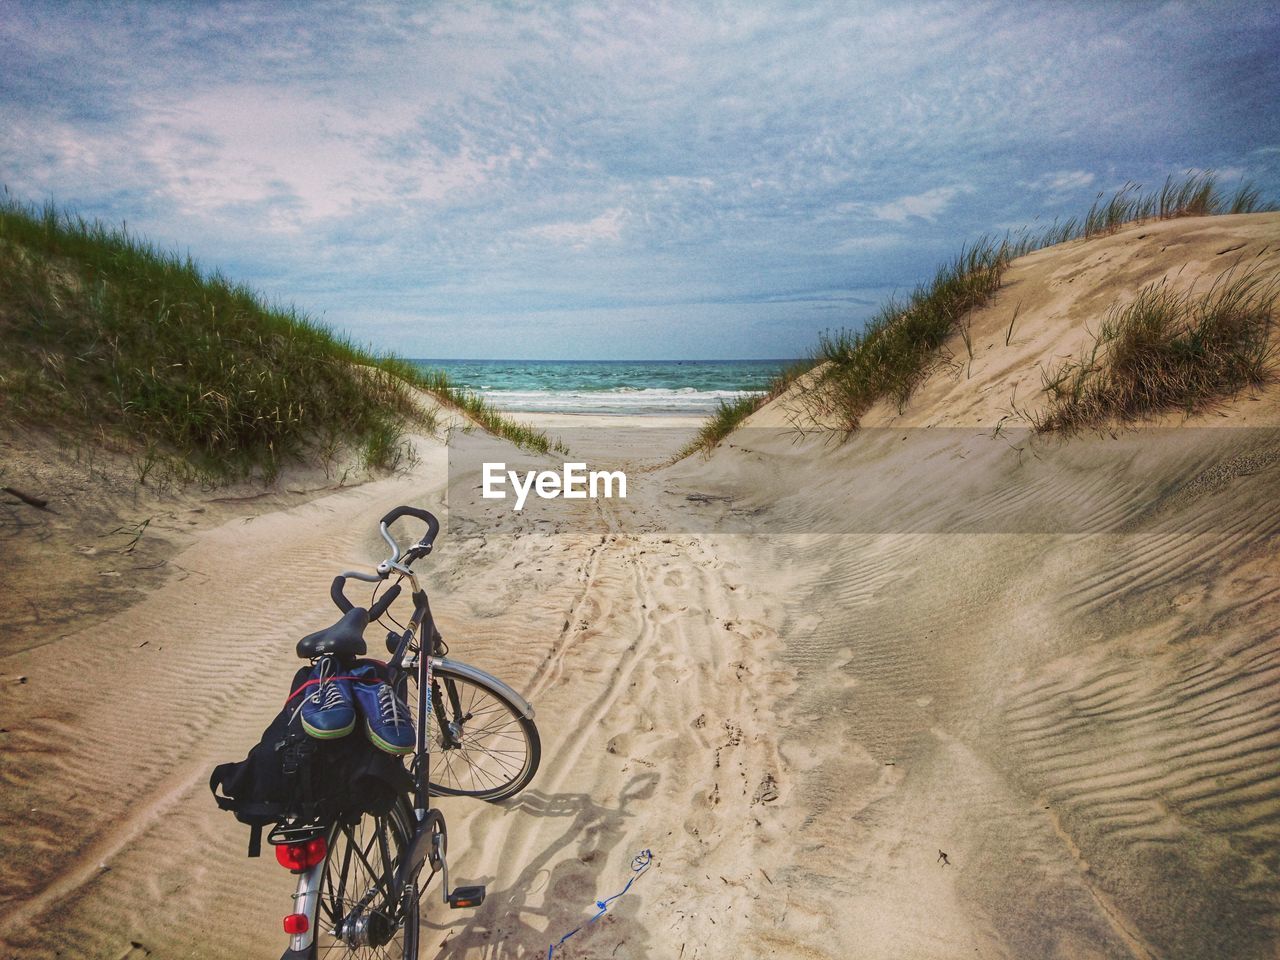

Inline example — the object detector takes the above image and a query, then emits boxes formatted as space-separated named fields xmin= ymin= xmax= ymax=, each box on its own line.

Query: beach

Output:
xmin=1 ymin=214 xmax=1279 ymax=959
xmin=515 ymin=413 xmax=703 ymax=468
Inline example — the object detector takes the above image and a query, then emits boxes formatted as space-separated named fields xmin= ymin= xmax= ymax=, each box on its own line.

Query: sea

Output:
xmin=408 ymin=359 xmax=796 ymax=416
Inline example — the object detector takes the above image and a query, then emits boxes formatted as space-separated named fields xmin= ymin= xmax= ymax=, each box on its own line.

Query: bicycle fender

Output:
xmin=282 ymin=857 xmax=325 ymax=957
xmin=430 ymin=657 xmax=536 ymax=720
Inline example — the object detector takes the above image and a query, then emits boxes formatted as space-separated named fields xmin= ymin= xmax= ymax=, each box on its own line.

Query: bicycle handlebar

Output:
xmin=330 ymin=505 xmax=440 ymax=617
xmin=330 ymin=576 xmax=353 ymax=613
xmin=328 ymin=577 xmax=402 ymax=617
xmin=370 ymin=583 xmax=402 ymax=619
xmin=379 ymin=505 xmax=440 ymax=551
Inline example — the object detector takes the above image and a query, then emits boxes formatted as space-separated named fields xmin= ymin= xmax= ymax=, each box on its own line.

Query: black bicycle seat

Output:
xmin=296 ymin=606 xmax=369 ymax=659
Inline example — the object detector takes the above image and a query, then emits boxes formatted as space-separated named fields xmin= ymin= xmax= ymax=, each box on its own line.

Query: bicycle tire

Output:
xmin=313 ymin=797 xmax=420 ymax=960
xmin=427 ymin=664 xmax=541 ymax=801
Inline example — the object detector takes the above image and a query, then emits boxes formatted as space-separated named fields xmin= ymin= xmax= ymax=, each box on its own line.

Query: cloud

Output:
xmin=1028 ymin=170 xmax=1096 ymax=194
xmin=1181 ymin=165 xmax=1245 ymax=184
xmin=523 ymin=207 xmax=628 ymax=248
xmin=869 ymin=187 xmax=967 ymax=224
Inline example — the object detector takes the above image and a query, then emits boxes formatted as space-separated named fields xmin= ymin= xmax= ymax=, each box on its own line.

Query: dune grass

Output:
xmin=0 ymin=195 xmax=555 ymax=480
xmin=1004 ymin=172 xmax=1272 ymax=258
xmin=809 ymin=240 xmax=1010 ymax=431
xmin=678 ymin=393 xmax=767 ymax=458
xmin=677 ymin=357 xmax=818 ymax=458
xmin=414 ymin=368 xmax=567 ymax=455
xmin=682 ymin=239 xmax=1012 ymax=456
xmin=1036 ymin=266 xmax=1278 ymax=432
xmin=678 ymin=173 xmax=1275 ymax=456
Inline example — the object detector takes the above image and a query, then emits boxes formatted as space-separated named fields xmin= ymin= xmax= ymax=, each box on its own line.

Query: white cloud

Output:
xmin=1181 ymin=165 xmax=1245 ymax=183
xmin=1028 ymin=170 xmax=1095 ymax=193
xmin=524 ymin=207 xmax=627 ymax=248
xmin=870 ymin=187 xmax=966 ymax=223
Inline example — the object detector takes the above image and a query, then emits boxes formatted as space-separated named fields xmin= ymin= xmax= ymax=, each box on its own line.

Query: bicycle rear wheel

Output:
xmin=427 ymin=665 xmax=541 ymax=801
xmin=313 ymin=798 xmax=419 ymax=959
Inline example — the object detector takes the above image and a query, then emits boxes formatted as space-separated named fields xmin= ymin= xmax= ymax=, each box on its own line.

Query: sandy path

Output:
xmin=4 ymin=419 xmax=1278 ymax=960
xmin=428 ymin=521 xmax=793 ymax=960
xmin=1 ymin=420 xmax=800 ymax=960
xmin=403 ymin=424 xmax=795 ymax=958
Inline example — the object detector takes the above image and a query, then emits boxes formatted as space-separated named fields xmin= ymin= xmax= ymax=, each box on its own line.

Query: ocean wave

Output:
xmin=410 ymin=358 xmax=791 ymax=415
xmin=481 ymin=387 xmax=759 ymax=415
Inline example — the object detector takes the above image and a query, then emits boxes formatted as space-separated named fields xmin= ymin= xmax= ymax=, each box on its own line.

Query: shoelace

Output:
xmin=376 ymin=683 xmax=408 ymax=728
xmin=314 ymin=683 xmax=347 ymax=712
xmin=309 ymin=659 xmax=346 ymax=713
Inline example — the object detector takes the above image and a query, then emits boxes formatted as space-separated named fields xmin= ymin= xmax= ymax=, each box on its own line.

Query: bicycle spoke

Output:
xmin=457 ymin=739 xmax=523 ymax=773
xmin=348 ymin=834 xmax=390 ymax=907
xmin=424 ymin=666 xmax=540 ymax=800
xmin=454 ymin=747 xmax=501 ymax=789
xmin=314 ymin=804 xmax=414 ymax=959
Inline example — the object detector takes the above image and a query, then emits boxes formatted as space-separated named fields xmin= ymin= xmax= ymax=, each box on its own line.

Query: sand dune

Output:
xmin=1 ymin=214 xmax=1278 ymax=959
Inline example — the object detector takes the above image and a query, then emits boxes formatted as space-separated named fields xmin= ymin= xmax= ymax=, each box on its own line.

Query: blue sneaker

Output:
xmin=300 ymin=660 xmax=356 ymax=740
xmin=352 ymin=666 xmax=415 ymax=755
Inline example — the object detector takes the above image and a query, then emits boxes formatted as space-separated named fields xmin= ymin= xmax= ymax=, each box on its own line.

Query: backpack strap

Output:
xmin=279 ymin=733 xmax=321 ymax=821
xmin=209 ymin=763 xmax=280 ymax=856
xmin=209 ymin=763 xmax=238 ymax=811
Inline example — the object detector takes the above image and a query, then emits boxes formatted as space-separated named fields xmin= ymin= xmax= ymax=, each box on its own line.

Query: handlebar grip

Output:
xmin=379 ymin=505 xmax=440 ymax=549
xmin=369 ymin=583 xmax=402 ymax=621
xmin=330 ymin=575 xmax=354 ymax=614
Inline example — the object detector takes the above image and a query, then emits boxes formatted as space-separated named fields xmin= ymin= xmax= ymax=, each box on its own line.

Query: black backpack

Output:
xmin=209 ymin=662 xmax=414 ymax=857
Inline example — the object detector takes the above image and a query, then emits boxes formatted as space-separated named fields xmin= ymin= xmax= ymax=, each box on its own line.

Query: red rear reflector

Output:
xmin=283 ymin=913 xmax=309 ymax=935
xmin=275 ymin=836 xmax=327 ymax=871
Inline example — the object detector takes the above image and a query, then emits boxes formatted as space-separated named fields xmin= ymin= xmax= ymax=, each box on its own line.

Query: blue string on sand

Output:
xmin=547 ymin=849 xmax=654 ymax=959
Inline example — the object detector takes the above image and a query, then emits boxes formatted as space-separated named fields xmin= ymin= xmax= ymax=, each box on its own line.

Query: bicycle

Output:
xmin=272 ymin=505 xmax=541 ymax=960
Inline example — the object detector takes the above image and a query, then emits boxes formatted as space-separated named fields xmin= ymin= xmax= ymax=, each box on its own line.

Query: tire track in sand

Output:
xmin=427 ymin=493 xmax=790 ymax=959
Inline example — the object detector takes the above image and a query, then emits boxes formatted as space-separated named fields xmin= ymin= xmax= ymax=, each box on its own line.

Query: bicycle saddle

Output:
xmin=296 ymin=606 xmax=369 ymax=659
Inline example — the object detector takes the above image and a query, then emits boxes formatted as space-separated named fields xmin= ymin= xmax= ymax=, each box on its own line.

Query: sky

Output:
xmin=3 ymin=1 xmax=1279 ymax=360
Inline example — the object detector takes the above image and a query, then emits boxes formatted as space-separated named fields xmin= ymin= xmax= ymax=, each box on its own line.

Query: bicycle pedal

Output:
xmin=448 ymin=885 xmax=485 ymax=909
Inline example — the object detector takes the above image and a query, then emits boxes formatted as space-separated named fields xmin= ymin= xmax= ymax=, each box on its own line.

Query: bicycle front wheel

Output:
xmin=427 ymin=665 xmax=541 ymax=801
xmin=313 ymin=797 xmax=419 ymax=960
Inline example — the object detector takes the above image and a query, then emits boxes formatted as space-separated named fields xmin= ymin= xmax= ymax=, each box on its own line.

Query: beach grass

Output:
xmin=1035 ymin=266 xmax=1278 ymax=431
xmin=677 ymin=357 xmax=818 ymax=457
xmin=679 ymin=172 xmax=1275 ymax=455
xmin=678 ymin=392 xmax=766 ymax=458
xmin=808 ymin=239 xmax=1009 ymax=430
xmin=413 ymin=368 xmax=568 ymax=455
xmin=0 ymin=195 xmax=556 ymax=480
xmin=1005 ymin=172 xmax=1273 ymax=256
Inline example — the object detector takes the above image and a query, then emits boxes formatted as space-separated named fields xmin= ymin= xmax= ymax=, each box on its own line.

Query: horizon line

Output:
xmin=405 ymin=356 xmax=805 ymax=364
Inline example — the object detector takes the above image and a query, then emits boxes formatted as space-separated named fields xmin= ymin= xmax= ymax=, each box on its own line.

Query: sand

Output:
xmin=516 ymin=412 xmax=704 ymax=470
xmin=1 ymin=213 xmax=1278 ymax=960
